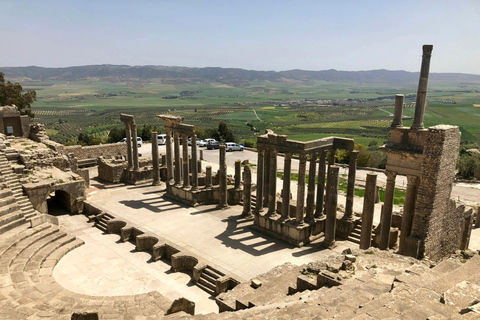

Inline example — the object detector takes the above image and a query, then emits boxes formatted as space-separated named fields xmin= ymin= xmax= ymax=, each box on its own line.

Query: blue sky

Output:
xmin=1 ymin=0 xmax=479 ymax=74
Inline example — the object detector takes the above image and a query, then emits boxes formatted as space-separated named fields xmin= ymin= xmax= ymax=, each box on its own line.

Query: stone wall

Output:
xmin=63 ymin=143 xmax=127 ymax=160
xmin=409 ymin=125 xmax=461 ymax=260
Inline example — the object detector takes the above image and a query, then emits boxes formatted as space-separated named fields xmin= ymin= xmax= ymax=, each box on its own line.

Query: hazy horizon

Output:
xmin=2 ymin=1 xmax=479 ymax=74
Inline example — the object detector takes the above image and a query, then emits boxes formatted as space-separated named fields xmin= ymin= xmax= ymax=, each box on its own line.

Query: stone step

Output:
xmin=0 ymin=189 xmax=14 ymax=198
xmin=196 ymin=279 xmax=216 ymax=295
xmin=0 ymin=210 xmax=25 ymax=227
xmin=0 ymin=202 xmax=20 ymax=217
xmin=203 ymin=265 xmax=225 ymax=279
xmin=0 ymin=216 xmax=27 ymax=235
xmin=0 ymin=196 xmax=17 ymax=207
xmin=24 ymin=234 xmax=76 ymax=273
xmin=95 ymin=222 xmax=107 ymax=232
xmin=200 ymin=270 xmax=218 ymax=284
xmin=40 ymin=238 xmax=84 ymax=271
xmin=0 ymin=224 xmax=52 ymax=257
xmin=427 ymin=255 xmax=480 ymax=293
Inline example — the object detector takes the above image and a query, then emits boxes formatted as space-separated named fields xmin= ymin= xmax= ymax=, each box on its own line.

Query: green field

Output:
xmin=22 ymin=78 xmax=480 ymax=145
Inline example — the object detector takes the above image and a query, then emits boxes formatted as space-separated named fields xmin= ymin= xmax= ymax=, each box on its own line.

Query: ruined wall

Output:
xmin=409 ymin=125 xmax=461 ymax=260
xmin=63 ymin=143 xmax=127 ymax=160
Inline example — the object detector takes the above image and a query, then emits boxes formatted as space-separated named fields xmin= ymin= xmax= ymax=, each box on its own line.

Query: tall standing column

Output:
xmin=360 ymin=173 xmax=377 ymax=249
xmin=242 ymin=165 xmax=252 ymax=218
xmin=151 ymin=132 xmax=160 ymax=185
xmin=281 ymin=153 xmax=292 ymax=220
xmin=305 ymin=152 xmax=317 ymax=223
xmin=219 ymin=145 xmax=228 ymax=209
xmin=125 ymin=123 xmax=133 ymax=169
xmin=391 ymin=94 xmax=405 ymax=128
xmin=343 ymin=150 xmax=359 ymax=220
xmin=268 ymin=149 xmax=277 ymax=215
xmin=191 ymin=134 xmax=199 ymax=190
xmin=173 ymin=133 xmax=181 ymax=186
xmin=399 ymin=175 xmax=419 ymax=254
xmin=234 ymin=160 xmax=241 ymax=190
xmin=315 ymin=150 xmax=327 ymax=218
xmin=263 ymin=149 xmax=271 ymax=208
xmin=295 ymin=154 xmax=307 ymax=224
xmin=411 ymin=45 xmax=433 ymax=130
xmin=256 ymin=149 xmax=265 ymax=214
xmin=165 ymin=130 xmax=174 ymax=184
xmin=132 ymin=123 xmax=139 ymax=171
xmin=182 ymin=134 xmax=190 ymax=188
xmin=324 ymin=165 xmax=340 ymax=247
xmin=328 ymin=148 xmax=336 ymax=167
xmin=379 ymin=170 xmax=397 ymax=250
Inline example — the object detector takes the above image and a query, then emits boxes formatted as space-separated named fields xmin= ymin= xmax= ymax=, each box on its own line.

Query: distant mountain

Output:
xmin=2 ymin=65 xmax=480 ymax=85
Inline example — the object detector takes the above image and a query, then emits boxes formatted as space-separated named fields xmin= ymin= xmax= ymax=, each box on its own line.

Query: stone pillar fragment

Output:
xmin=242 ymin=165 xmax=253 ymax=218
xmin=399 ymin=175 xmax=419 ymax=254
xmin=151 ymin=132 xmax=160 ymax=185
xmin=182 ymin=135 xmax=190 ymax=188
xmin=379 ymin=171 xmax=397 ymax=250
xmin=205 ymin=166 xmax=212 ymax=189
xmin=412 ymin=45 xmax=433 ymax=130
xmin=391 ymin=94 xmax=404 ymax=128
xmin=295 ymin=154 xmax=307 ymax=224
xmin=255 ymin=149 xmax=264 ymax=214
xmin=281 ymin=153 xmax=292 ymax=220
xmin=219 ymin=145 xmax=228 ymax=209
xmin=200 ymin=150 xmax=204 ymax=161
xmin=174 ymin=133 xmax=181 ymax=186
xmin=235 ymin=160 xmax=241 ymax=190
xmin=360 ymin=173 xmax=377 ymax=250
xmin=305 ymin=152 xmax=317 ymax=223
xmin=191 ymin=134 xmax=199 ymax=190
xmin=328 ymin=149 xmax=335 ymax=167
xmin=166 ymin=131 xmax=174 ymax=183
xmin=324 ymin=165 xmax=340 ymax=247
xmin=315 ymin=150 xmax=327 ymax=218
xmin=268 ymin=149 xmax=277 ymax=215
xmin=132 ymin=124 xmax=139 ymax=171
xmin=475 ymin=207 xmax=480 ymax=228
xmin=343 ymin=150 xmax=358 ymax=221
xmin=125 ymin=123 xmax=133 ymax=169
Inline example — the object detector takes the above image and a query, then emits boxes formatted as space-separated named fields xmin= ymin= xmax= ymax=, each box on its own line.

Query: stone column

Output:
xmin=360 ymin=173 xmax=377 ymax=250
xmin=174 ymin=133 xmax=181 ymax=186
xmin=125 ymin=123 xmax=133 ymax=169
xmin=379 ymin=170 xmax=397 ymax=250
xmin=263 ymin=149 xmax=270 ymax=208
xmin=305 ymin=152 xmax=317 ymax=223
xmin=166 ymin=130 xmax=174 ymax=183
xmin=191 ymin=134 xmax=199 ymax=190
xmin=412 ymin=45 xmax=433 ymax=130
xmin=255 ymin=148 xmax=265 ymax=214
xmin=200 ymin=150 xmax=204 ymax=161
xmin=219 ymin=145 xmax=228 ymax=209
xmin=268 ymin=149 xmax=277 ymax=215
xmin=234 ymin=160 xmax=241 ymax=190
xmin=131 ymin=124 xmax=139 ymax=171
xmin=151 ymin=132 xmax=160 ymax=186
xmin=281 ymin=153 xmax=292 ymax=220
xmin=182 ymin=134 xmax=190 ymax=188
xmin=328 ymin=148 xmax=335 ymax=167
xmin=324 ymin=165 xmax=340 ymax=247
xmin=197 ymin=160 xmax=202 ymax=174
xmin=391 ymin=94 xmax=404 ymax=128
xmin=399 ymin=175 xmax=419 ymax=254
xmin=315 ymin=150 xmax=327 ymax=218
xmin=205 ymin=166 xmax=212 ymax=189
xmin=343 ymin=150 xmax=359 ymax=221
xmin=242 ymin=165 xmax=252 ymax=218
xmin=475 ymin=207 xmax=480 ymax=228
xmin=295 ymin=154 xmax=307 ymax=224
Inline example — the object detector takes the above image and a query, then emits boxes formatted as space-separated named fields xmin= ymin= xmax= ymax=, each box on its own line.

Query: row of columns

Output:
xmin=255 ymin=148 xmax=358 ymax=225
xmin=164 ymin=130 xmax=199 ymax=190
xmin=123 ymin=122 xmax=139 ymax=171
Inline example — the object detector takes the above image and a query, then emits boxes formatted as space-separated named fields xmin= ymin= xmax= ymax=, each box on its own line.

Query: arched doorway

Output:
xmin=47 ymin=190 xmax=72 ymax=215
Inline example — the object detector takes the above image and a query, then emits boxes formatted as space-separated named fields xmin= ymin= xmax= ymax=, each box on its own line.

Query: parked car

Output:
xmin=225 ymin=142 xmax=244 ymax=152
xmin=118 ymin=137 xmax=142 ymax=147
xmin=206 ymin=141 xmax=222 ymax=150
xmin=188 ymin=138 xmax=201 ymax=146
xmin=157 ymin=134 xmax=167 ymax=145
xmin=198 ymin=138 xmax=216 ymax=147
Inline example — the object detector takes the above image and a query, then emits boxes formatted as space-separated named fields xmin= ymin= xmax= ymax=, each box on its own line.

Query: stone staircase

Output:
xmin=0 ymin=189 xmax=27 ymax=234
xmin=93 ymin=212 xmax=115 ymax=232
xmin=0 ymin=152 xmax=37 ymax=220
xmin=346 ymin=220 xmax=362 ymax=244
xmin=197 ymin=265 xmax=226 ymax=295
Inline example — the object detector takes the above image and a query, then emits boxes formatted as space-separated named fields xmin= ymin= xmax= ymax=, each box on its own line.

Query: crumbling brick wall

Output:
xmin=409 ymin=125 xmax=461 ymax=260
xmin=63 ymin=143 xmax=127 ymax=160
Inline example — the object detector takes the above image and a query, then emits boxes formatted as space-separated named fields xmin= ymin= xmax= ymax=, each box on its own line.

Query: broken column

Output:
xmin=305 ymin=152 xmax=317 ymax=223
xmin=398 ymin=175 xmax=419 ymax=254
xmin=219 ymin=145 xmax=228 ymax=209
xmin=324 ymin=165 xmax=340 ymax=247
xmin=151 ymin=132 xmax=160 ymax=186
xmin=125 ymin=123 xmax=133 ymax=169
xmin=411 ymin=45 xmax=433 ymax=130
xmin=391 ymin=94 xmax=405 ymax=128
xmin=235 ymin=159 xmax=241 ymax=190
xmin=315 ymin=150 xmax=327 ymax=218
xmin=255 ymin=148 xmax=265 ymax=214
xmin=205 ymin=166 xmax=212 ymax=189
xmin=360 ymin=173 xmax=377 ymax=250
xmin=242 ymin=165 xmax=252 ymax=218
xmin=281 ymin=153 xmax=292 ymax=220
xmin=379 ymin=170 xmax=397 ymax=250
xmin=343 ymin=150 xmax=358 ymax=221
xmin=295 ymin=154 xmax=307 ymax=225
xmin=131 ymin=123 xmax=139 ymax=171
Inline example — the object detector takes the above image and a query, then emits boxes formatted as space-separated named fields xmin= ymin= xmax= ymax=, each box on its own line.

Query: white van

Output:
xmin=157 ymin=134 xmax=167 ymax=145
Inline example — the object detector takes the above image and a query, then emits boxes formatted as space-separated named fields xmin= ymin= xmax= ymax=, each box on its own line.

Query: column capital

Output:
xmin=298 ymin=153 xmax=308 ymax=162
xmin=284 ymin=152 xmax=292 ymax=160
xmin=350 ymin=150 xmax=359 ymax=158
xmin=406 ymin=175 xmax=419 ymax=185
xmin=385 ymin=170 xmax=397 ymax=180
